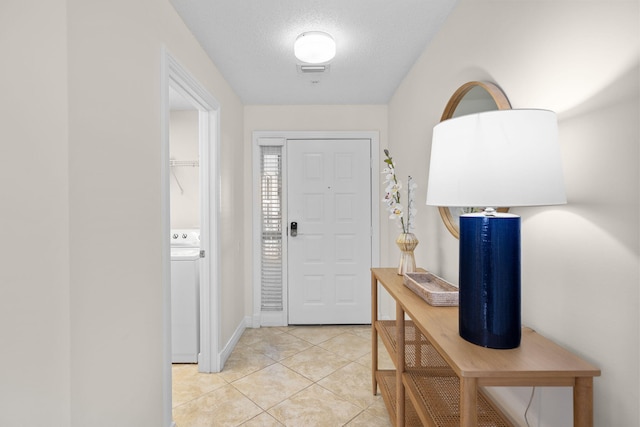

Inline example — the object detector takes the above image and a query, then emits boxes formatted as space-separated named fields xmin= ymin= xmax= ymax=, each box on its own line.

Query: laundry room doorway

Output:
xmin=162 ymin=51 xmax=221 ymax=426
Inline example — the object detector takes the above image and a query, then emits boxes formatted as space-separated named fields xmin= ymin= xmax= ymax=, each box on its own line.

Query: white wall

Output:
xmin=1 ymin=1 xmax=245 ymax=426
xmin=243 ymin=105 xmax=390 ymax=319
xmin=170 ymin=110 xmax=200 ymax=229
xmin=0 ymin=1 xmax=71 ymax=426
xmin=68 ymin=1 xmax=245 ymax=423
xmin=389 ymin=0 xmax=639 ymax=425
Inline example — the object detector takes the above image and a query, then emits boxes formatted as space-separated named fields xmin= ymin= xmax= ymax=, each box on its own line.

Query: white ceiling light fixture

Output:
xmin=294 ymin=31 xmax=336 ymax=64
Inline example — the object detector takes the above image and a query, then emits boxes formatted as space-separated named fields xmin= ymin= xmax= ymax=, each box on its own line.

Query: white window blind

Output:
xmin=259 ymin=145 xmax=283 ymax=311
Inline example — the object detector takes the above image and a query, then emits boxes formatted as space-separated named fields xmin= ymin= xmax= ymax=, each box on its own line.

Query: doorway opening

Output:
xmin=252 ymin=131 xmax=380 ymax=328
xmin=162 ymin=51 xmax=221 ymax=426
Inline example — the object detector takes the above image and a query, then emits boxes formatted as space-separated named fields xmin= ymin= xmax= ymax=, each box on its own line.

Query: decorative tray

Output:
xmin=403 ymin=272 xmax=459 ymax=306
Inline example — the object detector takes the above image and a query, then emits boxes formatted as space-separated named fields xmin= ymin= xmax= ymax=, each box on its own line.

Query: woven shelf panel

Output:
xmin=404 ymin=372 xmax=514 ymax=427
xmin=376 ymin=370 xmax=423 ymax=427
xmin=378 ymin=320 xmax=453 ymax=370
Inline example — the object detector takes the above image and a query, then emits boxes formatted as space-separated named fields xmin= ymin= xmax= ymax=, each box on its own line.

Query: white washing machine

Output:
xmin=170 ymin=229 xmax=200 ymax=363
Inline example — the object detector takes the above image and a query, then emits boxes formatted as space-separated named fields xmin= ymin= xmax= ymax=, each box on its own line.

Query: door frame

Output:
xmin=252 ymin=131 xmax=380 ymax=327
xmin=161 ymin=50 xmax=222 ymax=427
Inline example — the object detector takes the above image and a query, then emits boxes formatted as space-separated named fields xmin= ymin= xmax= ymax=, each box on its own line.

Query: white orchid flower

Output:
xmin=387 ymin=182 xmax=402 ymax=194
xmin=389 ymin=204 xmax=404 ymax=219
xmin=381 ymin=150 xmax=417 ymax=235
xmin=382 ymin=193 xmax=396 ymax=206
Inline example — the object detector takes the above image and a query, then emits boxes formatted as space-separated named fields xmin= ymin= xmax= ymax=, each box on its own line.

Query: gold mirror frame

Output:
xmin=437 ymin=81 xmax=512 ymax=239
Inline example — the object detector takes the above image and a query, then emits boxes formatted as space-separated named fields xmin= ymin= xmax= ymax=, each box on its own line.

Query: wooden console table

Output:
xmin=371 ymin=268 xmax=600 ymax=427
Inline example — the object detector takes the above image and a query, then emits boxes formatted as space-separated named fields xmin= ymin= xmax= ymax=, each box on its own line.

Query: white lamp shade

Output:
xmin=294 ymin=31 xmax=336 ymax=64
xmin=426 ymin=109 xmax=566 ymax=207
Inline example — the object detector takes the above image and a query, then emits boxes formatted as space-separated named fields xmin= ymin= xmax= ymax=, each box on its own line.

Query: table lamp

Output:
xmin=426 ymin=109 xmax=566 ymax=348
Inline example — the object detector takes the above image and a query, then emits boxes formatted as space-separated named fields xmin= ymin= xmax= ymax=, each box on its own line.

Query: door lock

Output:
xmin=290 ymin=221 xmax=298 ymax=237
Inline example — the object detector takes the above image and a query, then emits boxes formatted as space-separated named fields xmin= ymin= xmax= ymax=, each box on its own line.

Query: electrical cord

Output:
xmin=524 ymin=386 xmax=536 ymax=427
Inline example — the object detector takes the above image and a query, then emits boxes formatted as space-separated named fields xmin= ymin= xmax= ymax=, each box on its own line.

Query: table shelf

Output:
xmin=371 ymin=267 xmax=600 ymax=427
xmin=376 ymin=320 xmax=452 ymax=371
xmin=376 ymin=370 xmax=423 ymax=427
xmin=403 ymin=371 xmax=512 ymax=427
xmin=375 ymin=320 xmax=511 ymax=426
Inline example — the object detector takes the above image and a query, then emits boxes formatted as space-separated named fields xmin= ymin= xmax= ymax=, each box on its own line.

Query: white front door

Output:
xmin=287 ymin=139 xmax=372 ymax=324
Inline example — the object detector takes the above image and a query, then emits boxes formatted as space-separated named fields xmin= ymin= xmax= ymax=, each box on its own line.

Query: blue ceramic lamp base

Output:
xmin=459 ymin=213 xmax=521 ymax=349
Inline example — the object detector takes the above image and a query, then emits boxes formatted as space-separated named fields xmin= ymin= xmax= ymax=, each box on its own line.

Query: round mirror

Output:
xmin=437 ymin=81 xmax=512 ymax=238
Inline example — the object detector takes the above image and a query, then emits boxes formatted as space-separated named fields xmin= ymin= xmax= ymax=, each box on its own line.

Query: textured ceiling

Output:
xmin=170 ymin=0 xmax=459 ymax=105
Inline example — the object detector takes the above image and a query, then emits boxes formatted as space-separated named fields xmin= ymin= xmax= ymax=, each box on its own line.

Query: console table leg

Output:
xmin=574 ymin=377 xmax=594 ymax=426
xmin=396 ymin=302 xmax=405 ymax=427
xmin=371 ymin=272 xmax=378 ymax=395
xmin=460 ymin=377 xmax=478 ymax=427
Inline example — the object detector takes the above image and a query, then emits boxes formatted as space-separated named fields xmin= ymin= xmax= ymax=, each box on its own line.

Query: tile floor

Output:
xmin=172 ymin=325 xmax=395 ymax=426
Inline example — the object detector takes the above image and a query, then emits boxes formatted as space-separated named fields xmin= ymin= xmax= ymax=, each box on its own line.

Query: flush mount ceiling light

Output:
xmin=294 ymin=31 xmax=336 ymax=64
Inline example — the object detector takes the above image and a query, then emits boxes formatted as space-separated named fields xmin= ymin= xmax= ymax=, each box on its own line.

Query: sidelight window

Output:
xmin=259 ymin=145 xmax=283 ymax=311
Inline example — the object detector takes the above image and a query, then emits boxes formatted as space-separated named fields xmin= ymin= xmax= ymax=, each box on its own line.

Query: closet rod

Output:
xmin=170 ymin=159 xmax=199 ymax=167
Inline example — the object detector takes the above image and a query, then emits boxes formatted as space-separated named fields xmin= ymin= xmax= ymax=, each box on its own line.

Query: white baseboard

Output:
xmin=251 ymin=312 xmax=261 ymax=328
xmin=259 ymin=311 xmax=287 ymax=326
xmin=244 ymin=315 xmax=253 ymax=328
xmin=218 ymin=316 xmax=250 ymax=369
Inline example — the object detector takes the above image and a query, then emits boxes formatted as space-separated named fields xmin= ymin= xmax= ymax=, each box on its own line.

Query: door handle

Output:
xmin=290 ymin=222 xmax=298 ymax=237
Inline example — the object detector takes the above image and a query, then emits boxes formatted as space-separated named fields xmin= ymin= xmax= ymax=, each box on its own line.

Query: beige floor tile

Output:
xmin=345 ymin=408 xmax=392 ymax=426
xmin=237 ymin=327 xmax=286 ymax=347
xmin=172 ymin=363 xmax=199 ymax=382
xmin=232 ymin=364 xmax=313 ymax=410
xmin=172 ymin=326 xmax=396 ymax=426
xmin=173 ymin=384 xmax=262 ymax=427
xmin=378 ymin=345 xmax=395 ymax=369
xmin=268 ymin=384 xmax=362 ymax=427
xmin=318 ymin=362 xmax=377 ymax=409
xmin=240 ymin=412 xmax=284 ymax=426
xmin=285 ymin=325 xmax=352 ymax=345
xmin=317 ymin=333 xmax=371 ymax=361
xmin=172 ymin=369 xmax=228 ymax=407
xmin=354 ymin=341 xmax=395 ymax=370
xmin=245 ymin=331 xmax=313 ymax=361
xmin=218 ymin=345 xmax=277 ymax=383
xmin=364 ymin=396 xmax=391 ymax=420
xmin=341 ymin=325 xmax=373 ymax=340
xmin=280 ymin=346 xmax=350 ymax=382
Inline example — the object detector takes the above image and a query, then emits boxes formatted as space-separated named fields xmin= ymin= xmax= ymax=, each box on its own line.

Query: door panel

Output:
xmin=287 ymin=139 xmax=371 ymax=324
